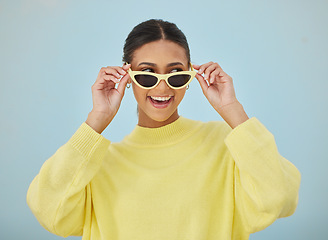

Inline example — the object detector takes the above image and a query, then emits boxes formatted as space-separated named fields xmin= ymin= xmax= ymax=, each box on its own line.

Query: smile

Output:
xmin=148 ymin=96 xmax=173 ymax=109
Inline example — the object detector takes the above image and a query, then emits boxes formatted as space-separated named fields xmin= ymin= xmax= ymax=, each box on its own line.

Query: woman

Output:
xmin=27 ymin=19 xmax=301 ymax=240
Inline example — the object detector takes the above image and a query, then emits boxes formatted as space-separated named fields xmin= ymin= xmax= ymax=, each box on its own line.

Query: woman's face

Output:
xmin=129 ymin=39 xmax=189 ymax=128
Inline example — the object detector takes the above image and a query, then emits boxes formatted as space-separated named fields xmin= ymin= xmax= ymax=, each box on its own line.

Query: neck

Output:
xmin=137 ymin=108 xmax=180 ymax=128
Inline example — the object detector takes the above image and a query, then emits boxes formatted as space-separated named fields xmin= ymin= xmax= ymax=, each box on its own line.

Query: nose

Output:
xmin=155 ymin=78 xmax=170 ymax=90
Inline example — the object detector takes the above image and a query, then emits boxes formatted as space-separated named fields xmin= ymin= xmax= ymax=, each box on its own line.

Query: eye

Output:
xmin=170 ymin=68 xmax=183 ymax=73
xmin=141 ymin=68 xmax=155 ymax=73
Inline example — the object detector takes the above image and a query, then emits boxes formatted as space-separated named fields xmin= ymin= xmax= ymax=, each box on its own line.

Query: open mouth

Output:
xmin=148 ymin=96 xmax=173 ymax=108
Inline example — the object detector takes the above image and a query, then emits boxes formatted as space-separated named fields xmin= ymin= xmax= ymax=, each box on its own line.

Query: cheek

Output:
xmin=175 ymin=89 xmax=186 ymax=102
xmin=132 ymin=84 xmax=148 ymax=102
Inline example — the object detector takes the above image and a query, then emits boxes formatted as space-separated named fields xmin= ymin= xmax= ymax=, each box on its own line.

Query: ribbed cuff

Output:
xmin=225 ymin=116 xmax=271 ymax=141
xmin=224 ymin=117 xmax=274 ymax=165
xmin=68 ymin=122 xmax=110 ymax=159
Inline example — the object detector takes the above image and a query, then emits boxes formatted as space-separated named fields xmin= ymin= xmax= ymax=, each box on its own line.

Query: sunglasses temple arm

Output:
xmin=190 ymin=62 xmax=195 ymax=71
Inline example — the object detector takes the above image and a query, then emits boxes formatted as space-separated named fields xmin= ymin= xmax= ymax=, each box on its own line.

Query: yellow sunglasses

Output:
xmin=126 ymin=63 xmax=196 ymax=89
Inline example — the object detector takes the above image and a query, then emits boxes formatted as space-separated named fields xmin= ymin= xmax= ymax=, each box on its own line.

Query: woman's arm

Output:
xmin=26 ymin=123 xmax=110 ymax=237
xmin=27 ymin=64 xmax=130 ymax=236
xmin=224 ymin=118 xmax=301 ymax=233
xmin=194 ymin=62 xmax=301 ymax=232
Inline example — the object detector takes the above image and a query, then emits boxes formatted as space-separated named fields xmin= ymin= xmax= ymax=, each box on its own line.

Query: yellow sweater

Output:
xmin=27 ymin=116 xmax=301 ymax=240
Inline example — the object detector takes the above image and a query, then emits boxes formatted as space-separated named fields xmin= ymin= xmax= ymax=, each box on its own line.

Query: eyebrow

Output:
xmin=137 ymin=62 xmax=184 ymax=67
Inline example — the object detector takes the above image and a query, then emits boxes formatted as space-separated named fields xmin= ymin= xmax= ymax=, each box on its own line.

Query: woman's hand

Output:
xmin=193 ymin=62 xmax=249 ymax=128
xmin=85 ymin=64 xmax=131 ymax=133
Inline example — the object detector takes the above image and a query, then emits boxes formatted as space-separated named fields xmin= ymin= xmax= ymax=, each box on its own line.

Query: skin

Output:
xmin=129 ymin=40 xmax=189 ymax=128
xmin=86 ymin=39 xmax=249 ymax=133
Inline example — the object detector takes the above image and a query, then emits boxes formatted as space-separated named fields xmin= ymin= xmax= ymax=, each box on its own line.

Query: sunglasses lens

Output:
xmin=168 ymin=74 xmax=191 ymax=88
xmin=135 ymin=75 xmax=158 ymax=88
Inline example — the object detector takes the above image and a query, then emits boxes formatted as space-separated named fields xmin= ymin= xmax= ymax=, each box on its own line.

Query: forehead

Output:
xmin=132 ymin=40 xmax=188 ymax=65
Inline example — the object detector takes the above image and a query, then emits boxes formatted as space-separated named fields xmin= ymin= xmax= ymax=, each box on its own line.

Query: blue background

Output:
xmin=1 ymin=0 xmax=327 ymax=239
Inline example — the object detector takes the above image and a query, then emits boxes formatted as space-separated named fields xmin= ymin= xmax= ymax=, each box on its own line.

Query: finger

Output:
xmin=198 ymin=62 xmax=214 ymax=75
xmin=213 ymin=69 xmax=233 ymax=84
xmin=195 ymin=73 xmax=209 ymax=95
xmin=99 ymin=67 xmax=123 ymax=79
xmin=92 ymin=78 xmax=115 ymax=91
xmin=122 ymin=63 xmax=131 ymax=71
xmin=203 ymin=63 xmax=219 ymax=81
xmin=192 ymin=64 xmax=200 ymax=70
xmin=111 ymin=66 xmax=127 ymax=76
xmin=94 ymin=72 xmax=119 ymax=87
xmin=103 ymin=74 xmax=120 ymax=83
xmin=98 ymin=70 xmax=120 ymax=82
xmin=117 ymin=73 xmax=129 ymax=95
xmin=209 ymin=67 xmax=223 ymax=84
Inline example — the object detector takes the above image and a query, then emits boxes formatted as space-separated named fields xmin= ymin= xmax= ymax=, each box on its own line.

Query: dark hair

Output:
xmin=122 ymin=19 xmax=191 ymax=64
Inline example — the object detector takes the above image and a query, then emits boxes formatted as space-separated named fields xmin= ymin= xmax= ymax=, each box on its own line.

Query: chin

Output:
xmin=148 ymin=112 xmax=174 ymax=122
xmin=139 ymin=108 xmax=179 ymax=128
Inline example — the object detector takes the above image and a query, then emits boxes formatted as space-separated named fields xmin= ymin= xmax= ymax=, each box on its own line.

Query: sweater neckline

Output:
xmin=123 ymin=116 xmax=202 ymax=146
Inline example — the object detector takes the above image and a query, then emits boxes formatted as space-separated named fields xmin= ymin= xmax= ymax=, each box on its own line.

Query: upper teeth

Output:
xmin=151 ymin=96 xmax=172 ymax=101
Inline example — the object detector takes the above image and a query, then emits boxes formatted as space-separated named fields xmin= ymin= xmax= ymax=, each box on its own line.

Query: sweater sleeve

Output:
xmin=26 ymin=122 xmax=111 ymax=237
xmin=224 ymin=117 xmax=301 ymax=233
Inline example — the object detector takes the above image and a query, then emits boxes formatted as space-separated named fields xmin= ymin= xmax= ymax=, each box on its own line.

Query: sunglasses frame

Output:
xmin=126 ymin=62 xmax=196 ymax=90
